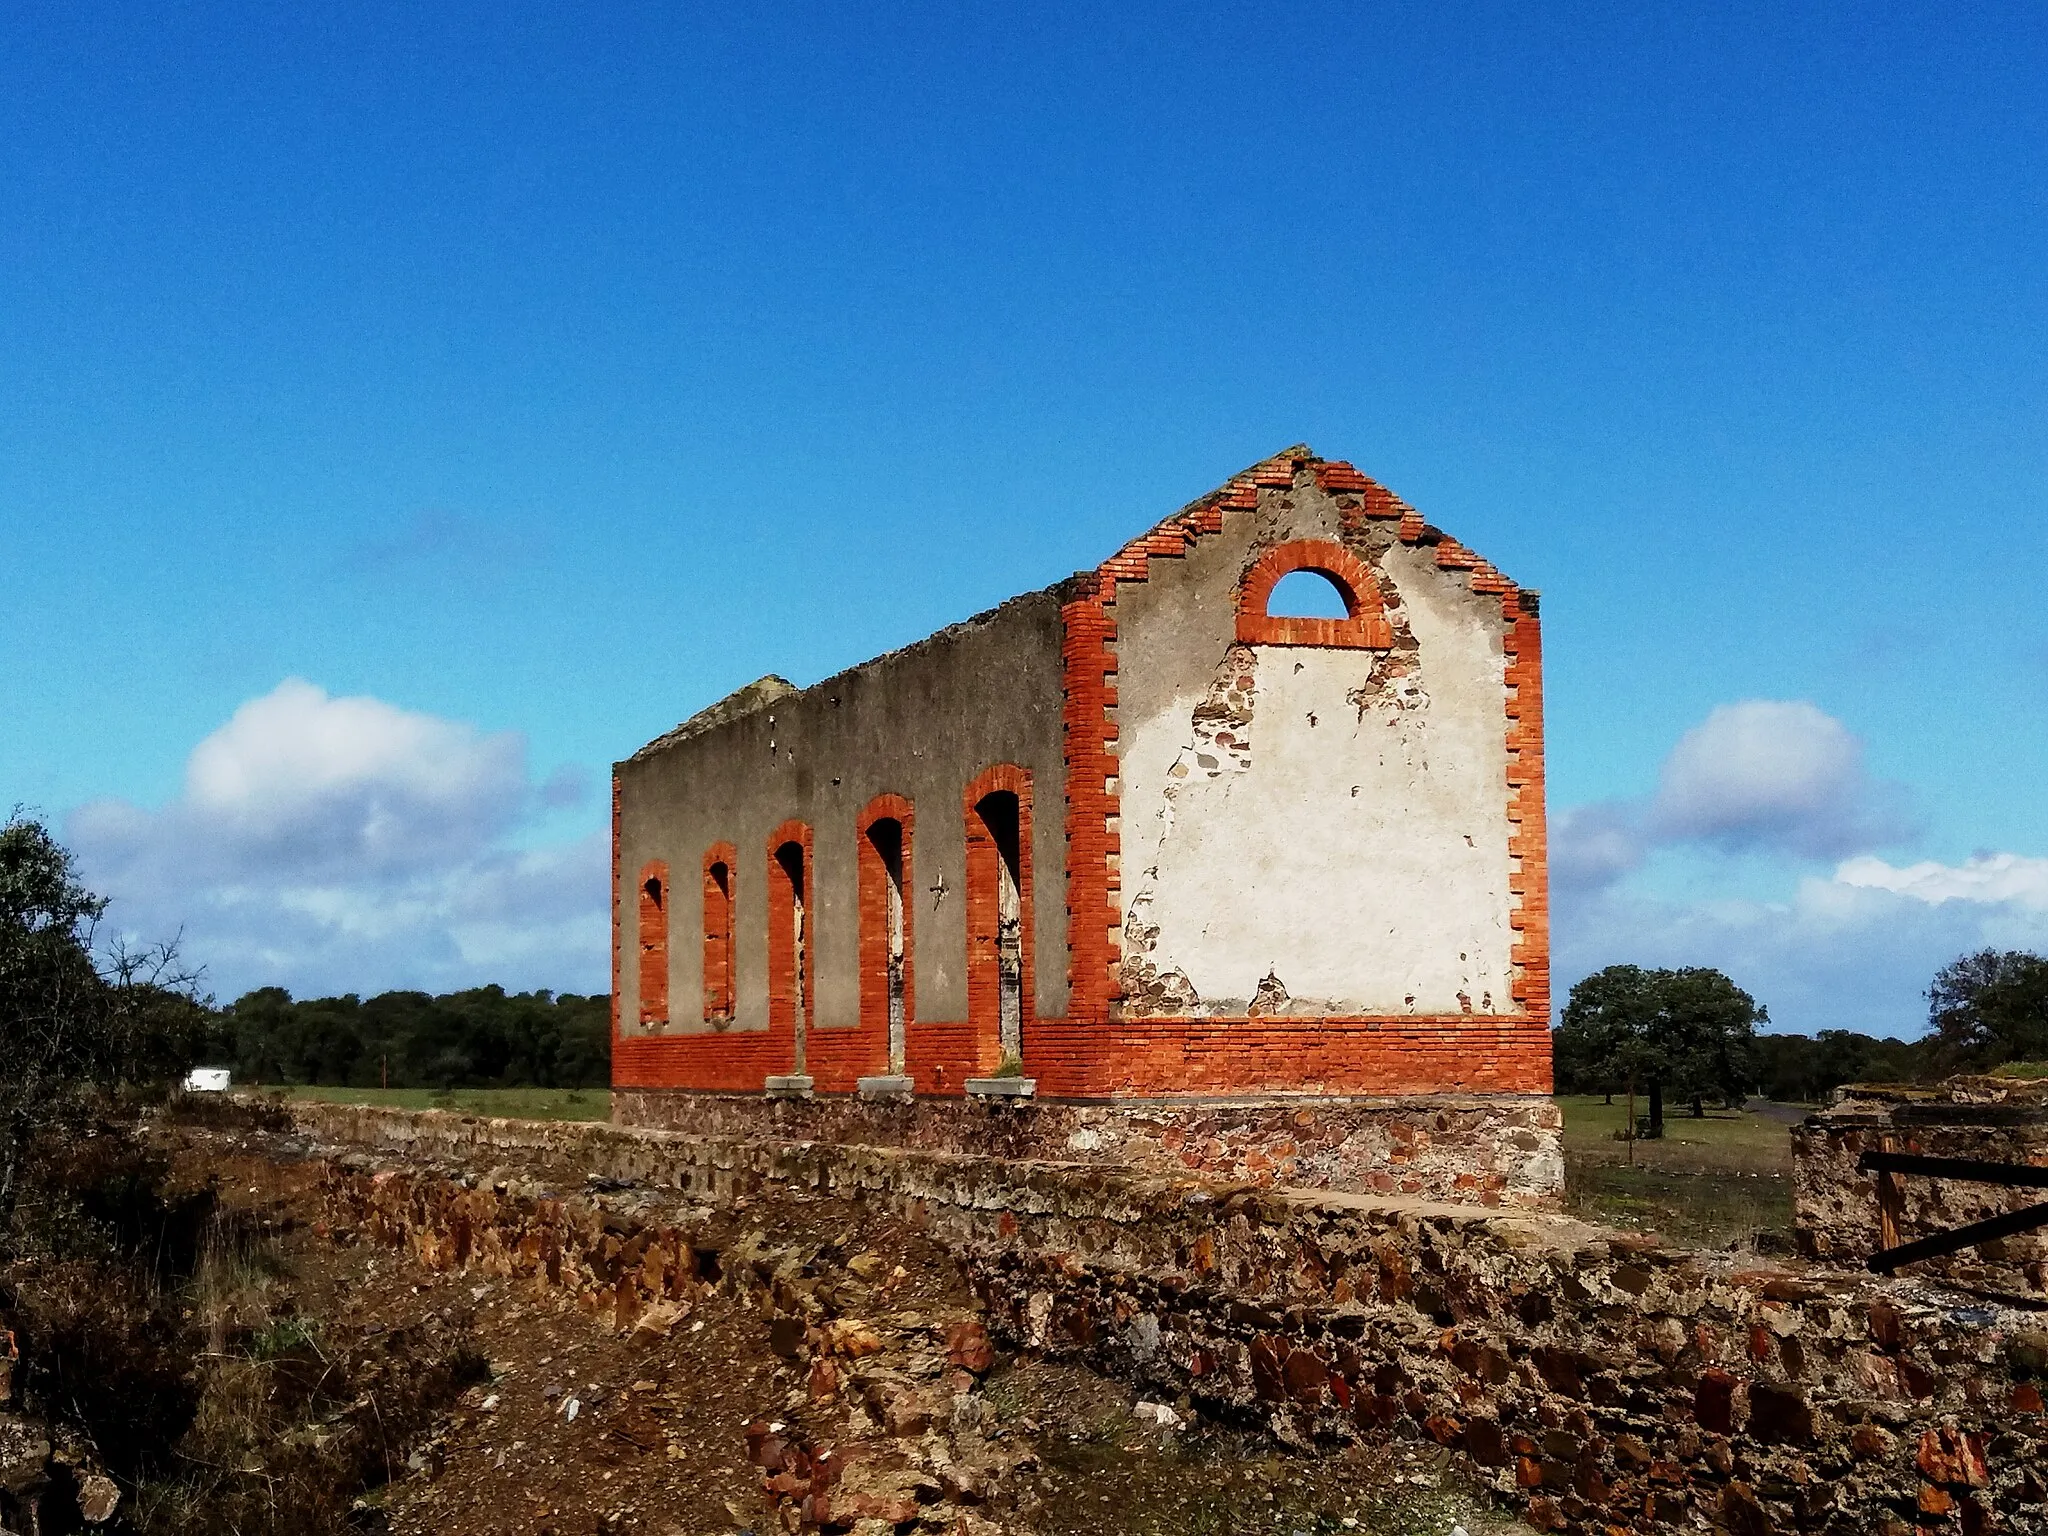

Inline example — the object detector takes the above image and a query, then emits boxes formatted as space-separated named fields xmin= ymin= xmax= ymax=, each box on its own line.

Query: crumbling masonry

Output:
xmin=610 ymin=447 xmax=1555 ymax=1197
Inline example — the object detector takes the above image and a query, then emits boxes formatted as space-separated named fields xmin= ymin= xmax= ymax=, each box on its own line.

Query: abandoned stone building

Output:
xmin=610 ymin=446 xmax=1550 ymax=1108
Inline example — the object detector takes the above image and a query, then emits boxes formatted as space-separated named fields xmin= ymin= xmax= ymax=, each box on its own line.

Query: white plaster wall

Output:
xmin=1115 ymin=500 xmax=1515 ymax=1015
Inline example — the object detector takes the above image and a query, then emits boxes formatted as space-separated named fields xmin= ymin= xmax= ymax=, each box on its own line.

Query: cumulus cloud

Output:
xmin=1546 ymin=699 xmax=2042 ymax=1032
xmin=1549 ymin=800 xmax=1649 ymax=892
xmin=1550 ymin=700 xmax=1913 ymax=895
xmin=1835 ymin=852 xmax=2048 ymax=910
xmin=68 ymin=680 xmax=606 ymax=1000
xmin=1648 ymin=700 xmax=1910 ymax=858
xmin=1556 ymin=867 xmax=2048 ymax=1036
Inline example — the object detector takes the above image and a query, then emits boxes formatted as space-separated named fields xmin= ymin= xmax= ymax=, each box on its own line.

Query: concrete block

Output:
xmin=964 ymin=1077 xmax=1037 ymax=1100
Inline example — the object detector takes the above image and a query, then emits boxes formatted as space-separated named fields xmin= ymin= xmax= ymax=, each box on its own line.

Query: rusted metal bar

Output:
xmin=1868 ymin=1198 xmax=2048 ymax=1273
xmin=1857 ymin=1150 xmax=2048 ymax=1189
xmin=1872 ymin=1136 xmax=1903 ymax=1253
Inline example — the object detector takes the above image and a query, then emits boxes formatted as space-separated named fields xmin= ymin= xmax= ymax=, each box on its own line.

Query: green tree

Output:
xmin=220 ymin=982 xmax=610 ymax=1090
xmin=1928 ymin=949 xmax=2048 ymax=1068
xmin=1556 ymin=964 xmax=1764 ymax=1134
xmin=0 ymin=813 xmax=209 ymax=1247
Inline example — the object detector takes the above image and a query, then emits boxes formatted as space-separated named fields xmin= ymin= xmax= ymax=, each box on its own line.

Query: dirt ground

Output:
xmin=177 ymin=1136 xmax=1514 ymax=1536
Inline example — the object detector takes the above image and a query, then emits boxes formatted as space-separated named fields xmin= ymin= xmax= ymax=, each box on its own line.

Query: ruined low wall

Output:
xmin=612 ymin=1088 xmax=1564 ymax=1208
xmin=1794 ymin=1078 xmax=2048 ymax=1297
xmin=264 ymin=1100 xmax=2048 ymax=1534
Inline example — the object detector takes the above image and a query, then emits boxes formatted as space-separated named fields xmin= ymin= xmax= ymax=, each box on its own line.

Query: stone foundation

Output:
xmin=612 ymin=1088 xmax=1565 ymax=1208
xmin=1793 ymin=1077 xmax=2048 ymax=1297
xmin=247 ymin=1098 xmax=2048 ymax=1533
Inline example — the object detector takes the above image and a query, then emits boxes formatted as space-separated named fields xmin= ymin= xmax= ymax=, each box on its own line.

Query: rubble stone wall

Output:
xmin=613 ymin=1088 xmax=1565 ymax=1208
xmin=1793 ymin=1078 xmax=2048 ymax=1297
xmin=270 ymin=1099 xmax=2048 ymax=1534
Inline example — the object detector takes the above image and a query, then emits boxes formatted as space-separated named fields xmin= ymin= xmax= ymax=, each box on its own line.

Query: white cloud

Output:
xmin=1548 ymin=700 xmax=2041 ymax=1033
xmin=1551 ymin=700 xmax=1915 ymax=898
xmin=1835 ymin=852 xmax=2048 ymax=910
xmin=67 ymin=680 xmax=606 ymax=1000
xmin=1556 ymin=869 xmax=2048 ymax=1036
xmin=1649 ymin=700 xmax=1909 ymax=858
xmin=1549 ymin=800 xmax=1648 ymax=893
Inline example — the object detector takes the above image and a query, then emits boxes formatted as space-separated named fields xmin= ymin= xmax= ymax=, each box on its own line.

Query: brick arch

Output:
xmin=765 ymin=820 xmax=814 ymax=1074
xmin=636 ymin=859 xmax=670 ymax=1027
xmin=855 ymin=794 xmax=916 ymax=1070
xmin=701 ymin=842 xmax=738 ymax=1023
xmin=963 ymin=764 xmax=1033 ymax=1072
xmin=1235 ymin=538 xmax=1393 ymax=649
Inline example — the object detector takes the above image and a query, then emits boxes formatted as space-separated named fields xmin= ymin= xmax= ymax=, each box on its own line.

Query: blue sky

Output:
xmin=5 ymin=3 xmax=2045 ymax=1029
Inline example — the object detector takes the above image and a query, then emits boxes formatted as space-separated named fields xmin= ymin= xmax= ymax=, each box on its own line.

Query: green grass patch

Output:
xmin=265 ymin=1085 xmax=611 ymax=1122
xmin=1555 ymin=1095 xmax=1798 ymax=1249
xmin=1555 ymin=1094 xmax=1795 ymax=1175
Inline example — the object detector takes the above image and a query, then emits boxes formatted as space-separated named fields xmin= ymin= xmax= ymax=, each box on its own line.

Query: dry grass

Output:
xmin=268 ymin=1085 xmax=611 ymax=1121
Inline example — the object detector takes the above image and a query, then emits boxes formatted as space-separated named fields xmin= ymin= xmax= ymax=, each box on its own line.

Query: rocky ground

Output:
xmin=175 ymin=1135 xmax=1516 ymax=1536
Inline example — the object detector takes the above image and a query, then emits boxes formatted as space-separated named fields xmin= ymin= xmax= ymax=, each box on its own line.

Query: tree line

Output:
xmin=216 ymin=984 xmax=610 ymax=1090
xmin=9 ymin=810 xmax=2046 ymax=1135
xmin=1554 ymin=950 xmax=2048 ymax=1133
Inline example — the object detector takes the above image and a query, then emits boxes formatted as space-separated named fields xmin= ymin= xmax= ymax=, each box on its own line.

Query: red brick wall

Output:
xmin=1045 ymin=447 xmax=1553 ymax=1095
xmin=963 ymin=765 xmax=1034 ymax=1077
xmin=701 ymin=843 xmax=737 ymax=1024
xmin=636 ymin=860 xmax=670 ymax=1026
xmin=764 ymin=820 xmax=814 ymax=1072
xmin=854 ymin=795 xmax=915 ymax=1069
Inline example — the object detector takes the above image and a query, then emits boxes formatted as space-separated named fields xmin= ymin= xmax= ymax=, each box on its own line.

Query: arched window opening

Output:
xmin=1235 ymin=540 xmax=1392 ymax=649
xmin=975 ymin=791 xmax=1025 ymax=1064
xmin=769 ymin=834 xmax=811 ymax=1072
xmin=1263 ymin=567 xmax=1353 ymax=619
xmin=864 ymin=817 xmax=909 ymax=1073
xmin=637 ymin=863 xmax=670 ymax=1027
xmin=702 ymin=853 xmax=735 ymax=1023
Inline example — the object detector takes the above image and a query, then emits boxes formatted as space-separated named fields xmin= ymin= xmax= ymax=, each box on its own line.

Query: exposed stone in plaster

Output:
xmin=1108 ymin=472 xmax=1516 ymax=1022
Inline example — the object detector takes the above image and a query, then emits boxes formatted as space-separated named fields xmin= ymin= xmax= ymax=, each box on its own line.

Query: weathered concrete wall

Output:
xmin=1794 ymin=1078 xmax=2048 ymax=1297
xmin=265 ymin=1099 xmax=2048 ymax=1535
xmin=616 ymin=586 xmax=1071 ymax=1042
xmin=613 ymin=1087 xmax=1565 ymax=1207
xmin=1115 ymin=484 xmax=1515 ymax=1017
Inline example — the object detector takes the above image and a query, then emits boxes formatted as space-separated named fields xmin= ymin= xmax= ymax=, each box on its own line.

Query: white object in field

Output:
xmin=183 ymin=1067 xmax=232 ymax=1092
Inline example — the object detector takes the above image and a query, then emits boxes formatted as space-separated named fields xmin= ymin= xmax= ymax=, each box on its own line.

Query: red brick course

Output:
xmin=1021 ymin=1015 xmax=1552 ymax=1097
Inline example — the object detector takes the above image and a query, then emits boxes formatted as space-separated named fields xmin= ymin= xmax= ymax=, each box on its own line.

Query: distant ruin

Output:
xmin=607 ymin=447 xmax=1554 ymax=1197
